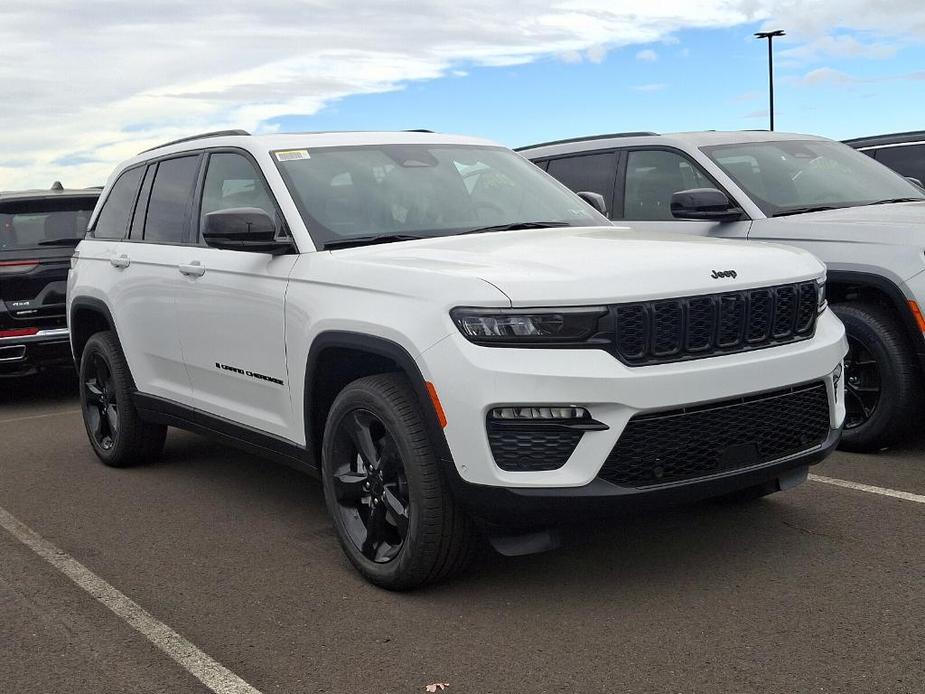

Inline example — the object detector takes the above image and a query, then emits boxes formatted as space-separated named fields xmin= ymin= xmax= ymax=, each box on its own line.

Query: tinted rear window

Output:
xmin=1 ymin=197 xmax=98 ymax=251
xmin=872 ymin=145 xmax=925 ymax=184
xmin=94 ymin=167 xmax=144 ymax=239
xmin=144 ymin=156 xmax=200 ymax=244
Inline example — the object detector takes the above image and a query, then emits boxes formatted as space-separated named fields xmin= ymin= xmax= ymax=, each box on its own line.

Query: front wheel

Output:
xmin=832 ymin=303 xmax=920 ymax=451
xmin=321 ymin=373 xmax=477 ymax=590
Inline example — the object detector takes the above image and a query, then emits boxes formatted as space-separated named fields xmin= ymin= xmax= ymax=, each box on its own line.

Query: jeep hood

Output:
xmin=756 ymin=200 xmax=925 ymax=245
xmin=333 ymin=226 xmax=823 ymax=305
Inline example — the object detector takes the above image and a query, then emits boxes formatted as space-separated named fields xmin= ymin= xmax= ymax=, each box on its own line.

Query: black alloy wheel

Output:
xmin=321 ymin=373 xmax=478 ymax=590
xmin=330 ymin=409 xmax=411 ymax=563
xmin=78 ymin=331 xmax=166 ymax=467
xmin=843 ymin=334 xmax=882 ymax=430
xmin=83 ymin=352 xmax=119 ymax=451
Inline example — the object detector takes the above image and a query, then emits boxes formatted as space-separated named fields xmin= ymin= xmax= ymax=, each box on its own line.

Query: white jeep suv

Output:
xmin=68 ymin=130 xmax=846 ymax=589
xmin=520 ymin=131 xmax=925 ymax=451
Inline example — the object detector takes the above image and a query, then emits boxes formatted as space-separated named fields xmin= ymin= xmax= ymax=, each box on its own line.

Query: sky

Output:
xmin=2 ymin=1 xmax=925 ymax=189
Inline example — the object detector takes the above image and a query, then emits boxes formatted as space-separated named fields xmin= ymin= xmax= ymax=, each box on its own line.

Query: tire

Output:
xmin=321 ymin=373 xmax=478 ymax=590
xmin=79 ymin=331 xmax=167 ymax=467
xmin=832 ymin=302 xmax=920 ymax=452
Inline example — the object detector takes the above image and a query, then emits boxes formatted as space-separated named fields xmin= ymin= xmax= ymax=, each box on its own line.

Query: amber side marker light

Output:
xmin=909 ymin=300 xmax=925 ymax=332
xmin=425 ymin=381 xmax=447 ymax=428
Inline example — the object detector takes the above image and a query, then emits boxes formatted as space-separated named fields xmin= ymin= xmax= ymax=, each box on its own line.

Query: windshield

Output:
xmin=274 ymin=144 xmax=609 ymax=246
xmin=0 ymin=198 xmax=97 ymax=251
xmin=701 ymin=139 xmax=925 ymax=217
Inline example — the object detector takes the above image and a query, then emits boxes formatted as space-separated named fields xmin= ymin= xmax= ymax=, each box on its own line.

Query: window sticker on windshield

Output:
xmin=275 ymin=149 xmax=310 ymax=162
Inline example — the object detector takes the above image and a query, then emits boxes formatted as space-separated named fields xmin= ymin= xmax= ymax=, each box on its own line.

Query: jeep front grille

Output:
xmin=613 ymin=281 xmax=819 ymax=366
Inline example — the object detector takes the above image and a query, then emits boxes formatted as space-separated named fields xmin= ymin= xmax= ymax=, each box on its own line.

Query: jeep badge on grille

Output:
xmin=711 ymin=269 xmax=738 ymax=279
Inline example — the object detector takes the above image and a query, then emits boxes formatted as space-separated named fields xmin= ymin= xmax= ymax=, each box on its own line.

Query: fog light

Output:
xmin=489 ymin=406 xmax=590 ymax=421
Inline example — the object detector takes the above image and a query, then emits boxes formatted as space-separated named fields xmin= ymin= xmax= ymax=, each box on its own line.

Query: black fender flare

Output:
xmin=827 ymin=270 xmax=925 ymax=358
xmin=68 ymin=296 xmax=119 ymax=363
xmin=303 ymin=331 xmax=457 ymax=473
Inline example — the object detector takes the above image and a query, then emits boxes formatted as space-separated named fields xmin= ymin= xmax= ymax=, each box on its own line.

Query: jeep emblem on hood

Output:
xmin=711 ymin=269 xmax=738 ymax=279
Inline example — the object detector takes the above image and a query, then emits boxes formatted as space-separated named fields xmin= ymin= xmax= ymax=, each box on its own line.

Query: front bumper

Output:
xmin=0 ymin=328 xmax=72 ymax=376
xmin=451 ymin=427 xmax=840 ymax=526
xmin=421 ymin=308 xmax=847 ymax=491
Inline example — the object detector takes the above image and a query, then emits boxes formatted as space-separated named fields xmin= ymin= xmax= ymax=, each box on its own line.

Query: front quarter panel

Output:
xmin=284 ymin=251 xmax=511 ymax=446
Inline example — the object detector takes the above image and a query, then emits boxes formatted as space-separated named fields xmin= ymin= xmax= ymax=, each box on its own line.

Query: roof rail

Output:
xmin=404 ymin=129 xmax=434 ymax=133
xmin=139 ymin=129 xmax=250 ymax=155
xmin=844 ymin=130 xmax=925 ymax=147
xmin=514 ymin=132 xmax=657 ymax=151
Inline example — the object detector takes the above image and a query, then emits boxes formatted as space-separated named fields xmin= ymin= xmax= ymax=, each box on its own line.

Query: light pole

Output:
xmin=754 ymin=29 xmax=785 ymax=131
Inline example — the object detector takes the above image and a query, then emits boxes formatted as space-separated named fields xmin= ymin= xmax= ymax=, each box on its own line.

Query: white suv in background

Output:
xmin=520 ymin=131 xmax=925 ymax=450
xmin=68 ymin=130 xmax=846 ymax=589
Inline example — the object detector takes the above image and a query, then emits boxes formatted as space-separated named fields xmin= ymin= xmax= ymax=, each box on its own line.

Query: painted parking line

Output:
xmin=0 ymin=409 xmax=81 ymax=425
xmin=809 ymin=474 xmax=925 ymax=504
xmin=0 ymin=504 xmax=263 ymax=694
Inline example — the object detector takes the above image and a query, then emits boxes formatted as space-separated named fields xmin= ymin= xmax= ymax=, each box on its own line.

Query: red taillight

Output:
xmin=0 ymin=260 xmax=39 ymax=274
xmin=0 ymin=327 xmax=40 ymax=339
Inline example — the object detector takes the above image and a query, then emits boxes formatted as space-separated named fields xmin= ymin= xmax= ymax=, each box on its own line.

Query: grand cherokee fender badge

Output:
xmin=711 ymin=269 xmax=738 ymax=279
xmin=215 ymin=362 xmax=284 ymax=386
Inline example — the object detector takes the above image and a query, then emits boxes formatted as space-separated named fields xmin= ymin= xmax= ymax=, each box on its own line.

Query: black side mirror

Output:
xmin=905 ymin=176 xmax=924 ymax=190
xmin=670 ymin=188 xmax=743 ymax=223
xmin=202 ymin=208 xmax=292 ymax=254
xmin=577 ymin=191 xmax=608 ymax=216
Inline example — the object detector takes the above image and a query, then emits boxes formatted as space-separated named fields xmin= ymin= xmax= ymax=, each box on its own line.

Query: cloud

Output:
xmin=3 ymin=1 xmax=925 ymax=188
xmin=633 ymin=83 xmax=668 ymax=92
xmin=798 ymin=67 xmax=858 ymax=85
xmin=780 ymin=34 xmax=898 ymax=63
xmin=1 ymin=1 xmax=761 ymax=188
xmin=635 ymin=49 xmax=659 ymax=62
xmin=792 ymin=66 xmax=925 ymax=86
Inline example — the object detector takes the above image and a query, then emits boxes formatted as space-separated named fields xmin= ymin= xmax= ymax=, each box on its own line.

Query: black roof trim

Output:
xmin=515 ymin=132 xmax=658 ymax=152
xmin=139 ymin=129 xmax=250 ymax=154
xmin=844 ymin=130 xmax=925 ymax=148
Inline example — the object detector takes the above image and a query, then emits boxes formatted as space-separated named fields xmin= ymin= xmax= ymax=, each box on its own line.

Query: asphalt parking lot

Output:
xmin=1 ymin=372 xmax=923 ymax=694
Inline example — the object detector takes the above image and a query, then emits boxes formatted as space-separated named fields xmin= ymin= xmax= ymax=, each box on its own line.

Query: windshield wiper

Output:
xmin=458 ymin=221 xmax=570 ymax=235
xmin=771 ymin=205 xmax=842 ymax=218
xmin=865 ymin=197 xmax=922 ymax=206
xmin=322 ymin=233 xmax=427 ymax=250
xmin=37 ymin=237 xmax=83 ymax=246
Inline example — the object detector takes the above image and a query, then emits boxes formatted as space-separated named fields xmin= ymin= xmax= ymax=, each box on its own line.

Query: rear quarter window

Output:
xmin=93 ymin=167 xmax=144 ymax=239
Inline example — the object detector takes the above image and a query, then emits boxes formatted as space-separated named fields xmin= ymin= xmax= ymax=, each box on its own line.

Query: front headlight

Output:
xmin=817 ymin=277 xmax=827 ymax=314
xmin=450 ymin=306 xmax=607 ymax=346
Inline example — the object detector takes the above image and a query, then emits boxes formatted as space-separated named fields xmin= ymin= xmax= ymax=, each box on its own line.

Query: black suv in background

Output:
xmin=845 ymin=131 xmax=925 ymax=187
xmin=1 ymin=183 xmax=100 ymax=376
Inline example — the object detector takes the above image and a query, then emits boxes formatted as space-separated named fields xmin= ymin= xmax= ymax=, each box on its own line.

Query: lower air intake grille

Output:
xmin=488 ymin=428 xmax=583 ymax=471
xmin=599 ymin=382 xmax=830 ymax=488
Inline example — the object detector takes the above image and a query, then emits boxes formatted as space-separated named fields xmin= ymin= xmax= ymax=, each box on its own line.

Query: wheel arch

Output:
xmin=303 ymin=331 xmax=453 ymax=471
xmin=69 ymin=297 xmax=119 ymax=366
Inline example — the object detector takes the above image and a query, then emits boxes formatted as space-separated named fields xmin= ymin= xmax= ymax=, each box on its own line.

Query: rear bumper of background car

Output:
xmin=0 ymin=328 xmax=72 ymax=376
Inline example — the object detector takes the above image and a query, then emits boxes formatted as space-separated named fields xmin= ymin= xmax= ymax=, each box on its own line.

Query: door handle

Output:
xmin=110 ymin=254 xmax=130 ymax=269
xmin=178 ymin=261 xmax=205 ymax=278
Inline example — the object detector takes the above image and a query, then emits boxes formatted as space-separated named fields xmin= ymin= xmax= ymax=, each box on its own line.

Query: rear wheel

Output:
xmin=79 ymin=331 xmax=166 ymax=467
xmin=833 ymin=303 xmax=920 ymax=451
xmin=321 ymin=373 xmax=477 ymax=590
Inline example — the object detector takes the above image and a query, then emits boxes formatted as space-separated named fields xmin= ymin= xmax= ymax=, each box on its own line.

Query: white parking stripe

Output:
xmin=0 ymin=504 xmax=263 ymax=694
xmin=809 ymin=474 xmax=925 ymax=504
xmin=0 ymin=409 xmax=80 ymax=425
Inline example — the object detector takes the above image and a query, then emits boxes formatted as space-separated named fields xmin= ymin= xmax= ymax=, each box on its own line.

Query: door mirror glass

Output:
xmin=202 ymin=208 xmax=291 ymax=254
xmin=671 ymin=188 xmax=743 ymax=223
xmin=577 ymin=191 xmax=607 ymax=216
